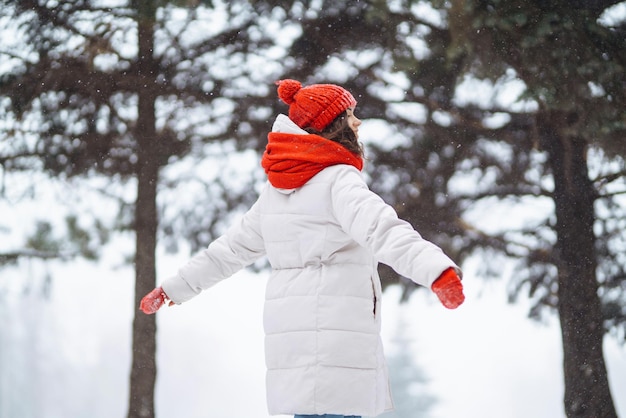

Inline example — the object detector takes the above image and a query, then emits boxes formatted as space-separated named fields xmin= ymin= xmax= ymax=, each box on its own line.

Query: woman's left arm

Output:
xmin=159 ymin=197 xmax=266 ymax=304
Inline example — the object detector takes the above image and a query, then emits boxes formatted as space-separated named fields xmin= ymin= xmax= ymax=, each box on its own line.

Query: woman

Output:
xmin=140 ymin=79 xmax=464 ymax=418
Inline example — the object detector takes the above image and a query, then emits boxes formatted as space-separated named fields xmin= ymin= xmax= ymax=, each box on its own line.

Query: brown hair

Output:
xmin=305 ymin=111 xmax=364 ymax=157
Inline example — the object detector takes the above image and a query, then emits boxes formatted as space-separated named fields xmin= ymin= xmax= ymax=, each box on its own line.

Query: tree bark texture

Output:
xmin=128 ymin=132 xmax=159 ymax=418
xmin=537 ymin=112 xmax=617 ymax=418
xmin=128 ymin=4 xmax=160 ymax=418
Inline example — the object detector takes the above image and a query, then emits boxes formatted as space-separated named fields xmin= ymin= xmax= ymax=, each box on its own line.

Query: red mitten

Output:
xmin=431 ymin=268 xmax=465 ymax=309
xmin=140 ymin=287 xmax=172 ymax=314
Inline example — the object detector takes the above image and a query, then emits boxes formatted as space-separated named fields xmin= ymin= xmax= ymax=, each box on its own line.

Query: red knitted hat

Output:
xmin=276 ymin=79 xmax=357 ymax=131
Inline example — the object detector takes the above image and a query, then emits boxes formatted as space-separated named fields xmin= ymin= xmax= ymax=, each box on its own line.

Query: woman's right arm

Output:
xmin=330 ymin=165 xmax=461 ymax=290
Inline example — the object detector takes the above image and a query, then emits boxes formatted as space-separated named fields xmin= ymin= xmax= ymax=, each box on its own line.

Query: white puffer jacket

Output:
xmin=162 ymin=115 xmax=460 ymax=417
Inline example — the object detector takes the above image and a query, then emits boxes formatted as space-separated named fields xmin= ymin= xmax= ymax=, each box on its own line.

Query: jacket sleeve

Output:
xmin=161 ymin=198 xmax=266 ymax=304
xmin=330 ymin=166 xmax=460 ymax=289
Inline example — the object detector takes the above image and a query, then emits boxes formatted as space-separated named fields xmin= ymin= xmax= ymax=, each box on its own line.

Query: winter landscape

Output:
xmin=2 ymin=1 xmax=626 ymax=418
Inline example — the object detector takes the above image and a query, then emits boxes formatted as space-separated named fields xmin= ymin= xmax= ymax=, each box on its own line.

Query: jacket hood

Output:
xmin=271 ymin=113 xmax=307 ymax=135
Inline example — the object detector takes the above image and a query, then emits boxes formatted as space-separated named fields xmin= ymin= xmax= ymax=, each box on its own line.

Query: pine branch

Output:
xmin=0 ymin=248 xmax=75 ymax=264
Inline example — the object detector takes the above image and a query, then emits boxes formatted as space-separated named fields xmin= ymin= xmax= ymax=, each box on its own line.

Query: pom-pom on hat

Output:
xmin=276 ymin=79 xmax=357 ymax=131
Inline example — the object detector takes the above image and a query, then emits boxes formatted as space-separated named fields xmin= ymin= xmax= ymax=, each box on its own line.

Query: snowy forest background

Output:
xmin=1 ymin=1 xmax=626 ymax=417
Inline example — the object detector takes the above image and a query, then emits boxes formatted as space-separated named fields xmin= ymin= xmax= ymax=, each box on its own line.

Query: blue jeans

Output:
xmin=294 ymin=415 xmax=361 ymax=418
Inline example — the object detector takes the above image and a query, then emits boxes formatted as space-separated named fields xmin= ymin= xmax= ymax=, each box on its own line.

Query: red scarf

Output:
xmin=261 ymin=132 xmax=363 ymax=189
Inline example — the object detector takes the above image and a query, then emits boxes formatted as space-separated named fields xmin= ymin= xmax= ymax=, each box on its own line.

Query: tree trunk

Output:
xmin=537 ymin=112 xmax=617 ymax=418
xmin=128 ymin=3 xmax=160 ymax=418
xmin=128 ymin=127 xmax=159 ymax=418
